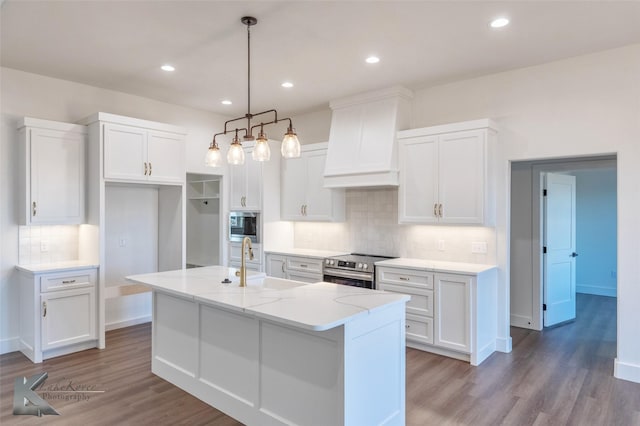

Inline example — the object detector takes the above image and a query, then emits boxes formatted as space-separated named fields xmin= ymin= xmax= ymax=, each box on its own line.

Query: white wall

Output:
xmin=0 ymin=67 xmax=229 ymax=351
xmin=411 ymin=44 xmax=640 ymax=382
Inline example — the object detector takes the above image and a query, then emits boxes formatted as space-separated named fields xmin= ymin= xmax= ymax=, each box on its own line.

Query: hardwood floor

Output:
xmin=2 ymin=294 xmax=639 ymax=425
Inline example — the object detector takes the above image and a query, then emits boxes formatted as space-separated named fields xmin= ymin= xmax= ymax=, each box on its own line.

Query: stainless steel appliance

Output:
xmin=229 ymin=211 xmax=260 ymax=243
xmin=322 ymin=253 xmax=394 ymax=289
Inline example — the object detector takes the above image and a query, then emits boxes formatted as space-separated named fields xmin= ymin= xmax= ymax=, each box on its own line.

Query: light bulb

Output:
xmin=205 ymin=143 xmax=221 ymax=167
xmin=252 ymin=132 xmax=271 ymax=161
xmin=281 ymin=128 xmax=301 ymax=158
xmin=227 ymin=139 xmax=245 ymax=165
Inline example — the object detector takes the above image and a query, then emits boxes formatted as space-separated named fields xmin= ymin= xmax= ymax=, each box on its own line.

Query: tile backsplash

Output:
xmin=19 ymin=225 xmax=79 ymax=265
xmin=294 ymin=188 xmax=497 ymax=264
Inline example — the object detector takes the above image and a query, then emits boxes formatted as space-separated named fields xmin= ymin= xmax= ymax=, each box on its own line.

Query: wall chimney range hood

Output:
xmin=323 ymin=86 xmax=413 ymax=188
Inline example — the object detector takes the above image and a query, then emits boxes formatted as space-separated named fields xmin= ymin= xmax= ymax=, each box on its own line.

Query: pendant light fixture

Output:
xmin=205 ymin=16 xmax=301 ymax=167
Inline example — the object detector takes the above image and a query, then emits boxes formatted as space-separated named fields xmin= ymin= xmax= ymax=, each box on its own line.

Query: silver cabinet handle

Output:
xmin=33 ymin=201 xmax=37 ymax=217
xmin=300 ymin=204 xmax=304 ymax=215
xmin=43 ymin=301 xmax=47 ymax=317
xmin=438 ymin=204 xmax=443 ymax=218
xmin=304 ymin=205 xmax=308 ymax=216
xmin=281 ymin=263 xmax=285 ymax=273
xmin=149 ymin=162 xmax=152 ymax=176
xmin=433 ymin=203 xmax=438 ymax=217
xmin=399 ymin=277 xmax=410 ymax=281
xmin=62 ymin=279 xmax=76 ymax=284
xmin=144 ymin=162 xmax=148 ymax=175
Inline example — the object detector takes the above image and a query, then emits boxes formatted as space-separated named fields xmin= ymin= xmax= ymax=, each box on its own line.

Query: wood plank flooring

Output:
xmin=2 ymin=293 xmax=639 ymax=425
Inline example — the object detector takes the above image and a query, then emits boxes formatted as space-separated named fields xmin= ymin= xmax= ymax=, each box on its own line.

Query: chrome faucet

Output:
xmin=235 ymin=236 xmax=254 ymax=287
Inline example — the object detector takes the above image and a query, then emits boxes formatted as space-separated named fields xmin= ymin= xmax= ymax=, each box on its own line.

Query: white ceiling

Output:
xmin=2 ymin=1 xmax=640 ymax=117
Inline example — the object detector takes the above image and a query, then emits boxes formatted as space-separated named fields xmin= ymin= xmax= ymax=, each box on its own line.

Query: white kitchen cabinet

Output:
xmin=281 ymin=143 xmax=345 ymax=221
xmin=18 ymin=118 xmax=87 ymax=225
xmin=398 ymin=119 xmax=497 ymax=225
xmin=229 ymin=242 xmax=263 ymax=271
xmin=229 ymin=147 xmax=262 ymax=210
xmin=324 ymin=87 xmax=413 ymax=188
xmin=376 ymin=261 xmax=497 ymax=366
xmin=265 ymin=253 xmax=324 ymax=283
xmin=104 ymin=122 xmax=185 ymax=184
xmin=18 ymin=266 xmax=98 ymax=363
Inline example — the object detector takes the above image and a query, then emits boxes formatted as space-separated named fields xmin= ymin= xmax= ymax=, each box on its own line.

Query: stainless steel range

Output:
xmin=322 ymin=253 xmax=395 ymax=289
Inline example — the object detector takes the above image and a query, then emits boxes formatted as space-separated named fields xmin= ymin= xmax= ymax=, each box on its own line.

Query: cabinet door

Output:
xmin=104 ymin=123 xmax=147 ymax=181
xmin=286 ymin=270 xmax=321 ymax=284
xmin=41 ymin=286 xmax=96 ymax=350
xmin=229 ymin=162 xmax=246 ymax=210
xmin=434 ymin=273 xmax=471 ymax=353
xmin=30 ymin=128 xmax=85 ymax=224
xmin=438 ymin=130 xmax=485 ymax=224
xmin=304 ymin=152 xmax=334 ymax=220
xmin=281 ymin=156 xmax=307 ymax=220
xmin=244 ymin=150 xmax=262 ymax=210
xmin=399 ymin=136 xmax=439 ymax=224
xmin=147 ymin=130 xmax=185 ymax=183
xmin=266 ymin=255 xmax=286 ymax=278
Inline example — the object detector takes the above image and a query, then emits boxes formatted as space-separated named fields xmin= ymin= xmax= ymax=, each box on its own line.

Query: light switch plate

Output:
xmin=471 ymin=242 xmax=487 ymax=254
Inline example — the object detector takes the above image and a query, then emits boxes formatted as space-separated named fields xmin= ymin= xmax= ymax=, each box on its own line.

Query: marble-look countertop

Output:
xmin=16 ymin=260 xmax=100 ymax=274
xmin=375 ymin=258 xmax=496 ymax=275
xmin=127 ymin=265 xmax=409 ymax=332
xmin=263 ymin=248 xmax=350 ymax=259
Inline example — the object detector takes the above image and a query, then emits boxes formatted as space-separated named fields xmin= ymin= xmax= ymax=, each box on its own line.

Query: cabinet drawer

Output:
xmin=40 ymin=270 xmax=96 ymax=293
xmin=378 ymin=282 xmax=433 ymax=317
xmin=230 ymin=243 xmax=262 ymax=264
xmin=286 ymin=256 xmax=323 ymax=274
xmin=406 ymin=314 xmax=433 ymax=345
xmin=377 ymin=268 xmax=432 ymax=289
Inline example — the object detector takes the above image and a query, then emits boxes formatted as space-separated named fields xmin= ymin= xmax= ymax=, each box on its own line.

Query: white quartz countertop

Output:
xmin=263 ymin=248 xmax=350 ymax=259
xmin=127 ymin=265 xmax=409 ymax=332
xmin=375 ymin=258 xmax=497 ymax=274
xmin=16 ymin=261 xmax=100 ymax=274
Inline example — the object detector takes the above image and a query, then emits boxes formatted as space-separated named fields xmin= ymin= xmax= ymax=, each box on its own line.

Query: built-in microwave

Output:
xmin=229 ymin=211 xmax=260 ymax=243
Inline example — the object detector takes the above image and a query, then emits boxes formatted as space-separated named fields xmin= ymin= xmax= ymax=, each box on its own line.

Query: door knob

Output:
xmin=571 ymin=252 xmax=579 ymax=257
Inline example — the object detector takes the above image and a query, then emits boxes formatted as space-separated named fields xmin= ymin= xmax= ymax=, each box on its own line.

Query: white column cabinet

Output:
xmin=281 ymin=143 xmax=345 ymax=221
xmin=398 ymin=119 xmax=497 ymax=226
xmin=18 ymin=118 xmax=87 ymax=225
xmin=229 ymin=147 xmax=262 ymax=211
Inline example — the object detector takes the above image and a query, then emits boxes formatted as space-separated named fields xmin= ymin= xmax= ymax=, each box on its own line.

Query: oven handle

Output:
xmin=323 ymin=268 xmax=373 ymax=282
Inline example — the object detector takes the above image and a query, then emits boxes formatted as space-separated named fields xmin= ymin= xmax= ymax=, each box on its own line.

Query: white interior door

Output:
xmin=543 ymin=172 xmax=577 ymax=326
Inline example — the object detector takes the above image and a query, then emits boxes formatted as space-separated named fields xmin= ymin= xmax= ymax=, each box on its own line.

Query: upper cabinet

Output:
xmin=324 ymin=86 xmax=413 ymax=188
xmin=18 ymin=118 xmax=87 ymax=225
xmin=81 ymin=113 xmax=186 ymax=185
xmin=229 ymin=146 xmax=262 ymax=211
xmin=281 ymin=143 xmax=345 ymax=222
xmin=398 ymin=119 xmax=497 ymax=226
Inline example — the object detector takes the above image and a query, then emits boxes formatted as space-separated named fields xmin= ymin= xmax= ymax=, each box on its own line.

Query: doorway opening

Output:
xmin=509 ymin=155 xmax=617 ymax=331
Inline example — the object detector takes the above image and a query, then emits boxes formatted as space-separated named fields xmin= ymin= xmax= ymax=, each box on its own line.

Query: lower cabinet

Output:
xmin=265 ymin=253 xmax=324 ymax=283
xmin=18 ymin=267 xmax=98 ymax=363
xmin=377 ymin=264 xmax=496 ymax=366
xmin=229 ymin=242 xmax=263 ymax=272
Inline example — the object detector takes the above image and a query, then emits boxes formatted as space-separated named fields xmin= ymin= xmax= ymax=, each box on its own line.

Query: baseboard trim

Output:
xmin=577 ymin=285 xmax=617 ymax=297
xmin=614 ymin=358 xmax=640 ymax=384
xmin=496 ymin=336 xmax=512 ymax=353
xmin=106 ymin=315 xmax=151 ymax=331
xmin=510 ymin=314 xmax=534 ymax=329
xmin=0 ymin=337 xmax=19 ymax=355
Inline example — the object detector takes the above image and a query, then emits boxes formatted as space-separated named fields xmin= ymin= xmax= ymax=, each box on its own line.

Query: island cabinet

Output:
xmin=229 ymin=146 xmax=262 ymax=210
xmin=281 ymin=143 xmax=345 ymax=221
xmin=127 ymin=266 xmax=409 ymax=426
xmin=376 ymin=259 xmax=497 ymax=366
xmin=265 ymin=252 xmax=325 ymax=283
xmin=229 ymin=242 xmax=263 ymax=272
xmin=17 ymin=265 xmax=98 ymax=363
xmin=397 ymin=119 xmax=497 ymax=226
xmin=18 ymin=118 xmax=87 ymax=225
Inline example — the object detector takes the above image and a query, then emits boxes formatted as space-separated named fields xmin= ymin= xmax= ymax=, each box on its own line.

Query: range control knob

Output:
xmin=325 ymin=259 xmax=330 ymax=265
xmin=357 ymin=263 xmax=363 ymax=269
xmin=330 ymin=260 xmax=335 ymax=266
xmin=363 ymin=263 xmax=369 ymax=270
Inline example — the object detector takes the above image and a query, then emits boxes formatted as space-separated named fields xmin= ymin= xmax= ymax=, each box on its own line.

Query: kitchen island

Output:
xmin=127 ymin=266 xmax=409 ymax=426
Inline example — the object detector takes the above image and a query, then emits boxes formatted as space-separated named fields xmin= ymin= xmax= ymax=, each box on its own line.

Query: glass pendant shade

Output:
xmin=252 ymin=132 xmax=271 ymax=161
xmin=281 ymin=128 xmax=301 ymax=158
xmin=205 ymin=144 xmax=221 ymax=167
xmin=227 ymin=139 xmax=245 ymax=165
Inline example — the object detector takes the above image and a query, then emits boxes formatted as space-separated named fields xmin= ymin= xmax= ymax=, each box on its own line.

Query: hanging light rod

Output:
xmin=206 ymin=16 xmax=301 ymax=167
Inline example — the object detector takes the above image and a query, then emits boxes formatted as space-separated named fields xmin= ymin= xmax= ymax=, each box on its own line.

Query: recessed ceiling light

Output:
xmin=365 ymin=56 xmax=380 ymax=64
xmin=490 ymin=17 xmax=510 ymax=28
xmin=281 ymin=82 xmax=294 ymax=88
xmin=221 ymin=100 xmax=232 ymax=105
xmin=161 ymin=64 xmax=175 ymax=72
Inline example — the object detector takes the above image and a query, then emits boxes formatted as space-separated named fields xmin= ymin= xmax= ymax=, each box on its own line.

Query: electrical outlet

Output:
xmin=471 ymin=242 xmax=487 ymax=254
xmin=40 ymin=240 xmax=49 ymax=252
xmin=437 ymin=240 xmax=445 ymax=251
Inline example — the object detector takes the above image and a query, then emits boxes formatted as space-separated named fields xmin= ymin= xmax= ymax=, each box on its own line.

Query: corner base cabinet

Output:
xmin=18 ymin=267 xmax=98 ymax=363
xmin=377 ymin=261 xmax=498 ymax=365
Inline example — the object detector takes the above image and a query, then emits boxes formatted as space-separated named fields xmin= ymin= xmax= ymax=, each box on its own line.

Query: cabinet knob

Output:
xmin=405 ymin=324 xmax=410 ymax=329
xmin=42 ymin=301 xmax=47 ymax=318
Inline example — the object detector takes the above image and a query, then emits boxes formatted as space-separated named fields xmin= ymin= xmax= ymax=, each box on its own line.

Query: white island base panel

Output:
xmin=152 ymin=291 xmax=406 ymax=426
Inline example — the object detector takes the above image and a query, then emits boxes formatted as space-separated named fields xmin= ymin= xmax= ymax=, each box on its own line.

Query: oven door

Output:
xmin=322 ymin=269 xmax=374 ymax=289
